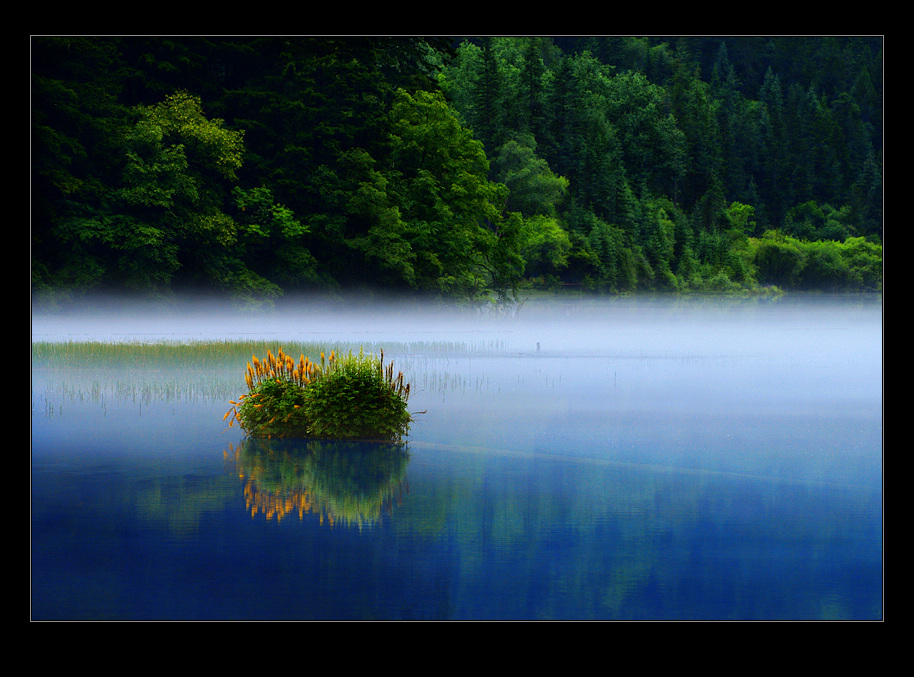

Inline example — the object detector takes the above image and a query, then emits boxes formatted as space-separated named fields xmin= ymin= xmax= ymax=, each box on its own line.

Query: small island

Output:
xmin=225 ymin=347 xmax=413 ymax=441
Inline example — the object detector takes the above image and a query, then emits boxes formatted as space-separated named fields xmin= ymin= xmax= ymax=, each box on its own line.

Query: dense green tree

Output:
xmin=490 ymin=134 xmax=568 ymax=217
xmin=40 ymin=90 xmax=303 ymax=304
xmin=849 ymin=150 xmax=883 ymax=240
xmin=784 ymin=200 xmax=854 ymax=241
xmin=472 ymin=37 xmax=504 ymax=151
xmin=757 ymin=67 xmax=791 ymax=228
xmin=32 ymin=37 xmax=131 ymax=293
xmin=641 ymin=198 xmax=679 ymax=288
xmin=65 ymin=93 xmax=245 ymax=290
xmin=518 ymin=38 xmax=548 ymax=139
xmin=668 ymin=54 xmax=720 ymax=208
xmin=752 ymin=231 xmax=808 ymax=287
xmin=602 ymin=70 xmax=687 ymax=200
xmin=519 ymin=215 xmax=572 ymax=280
xmin=587 ymin=217 xmax=641 ymax=291
xmin=230 ymin=184 xmax=320 ymax=292
xmin=750 ymin=231 xmax=881 ymax=291
xmin=32 ymin=36 xmax=882 ymax=303
xmin=386 ymin=89 xmax=525 ymax=301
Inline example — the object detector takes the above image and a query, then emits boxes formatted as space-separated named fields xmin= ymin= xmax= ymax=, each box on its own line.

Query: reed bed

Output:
xmin=32 ymin=338 xmax=508 ymax=367
xmin=32 ymin=338 xmax=509 ymax=415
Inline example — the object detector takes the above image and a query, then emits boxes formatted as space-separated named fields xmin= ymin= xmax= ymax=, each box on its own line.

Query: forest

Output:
xmin=31 ymin=36 xmax=883 ymax=307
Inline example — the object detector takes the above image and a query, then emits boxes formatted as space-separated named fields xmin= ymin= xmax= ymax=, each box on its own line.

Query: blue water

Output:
xmin=31 ymin=295 xmax=883 ymax=620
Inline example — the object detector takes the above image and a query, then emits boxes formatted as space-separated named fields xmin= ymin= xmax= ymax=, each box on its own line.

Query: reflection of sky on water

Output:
xmin=32 ymin=294 xmax=882 ymax=487
xmin=31 ymin=294 xmax=882 ymax=619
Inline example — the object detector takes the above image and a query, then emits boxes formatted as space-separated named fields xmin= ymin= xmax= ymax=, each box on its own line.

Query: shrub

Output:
xmin=749 ymin=231 xmax=882 ymax=291
xmin=225 ymin=347 xmax=413 ymax=441
xmin=303 ymin=349 xmax=412 ymax=441
xmin=752 ymin=231 xmax=808 ymax=287
xmin=797 ymin=240 xmax=848 ymax=290
xmin=840 ymin=237 xmax=883 ymax=291
xmin=234 ymin=376 xmax=312 ymax=438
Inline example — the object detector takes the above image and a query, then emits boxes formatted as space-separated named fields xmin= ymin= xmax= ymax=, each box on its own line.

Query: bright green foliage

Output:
xmin=784 ymin=201 xmax=855 ymax=241
xmin=520 ymin=215 xmax=572 ymax=279
xmin=303 ymin=349 xmax=412 ymax=442
xmin=117 ymin=92 xmax=243 ymax=245
xmin=46 ymin=91 xmax=248 ymax=293
xmin=32 ymin=37 xmax=882 ymax=303
xmin=386 ymin=89 xmax=525 ymax=301
xmin=42 ymin=88 xmax=315 ymax=305
xmin=490 ymin=134 xmax=569 ymax=217
xmin=603 ymin=70 xmax=688 ymax=197
xmin=749 ymin=231 xmax=882 ymax=291
xmin=229 ymin=348 xmax=413 ymax=442
xmin=585 ymin=217 xmax=638 ymax=291
xmin=840 ymin=237 xmax=883 ymax=290
xmin=140 ymin=91 xmax=245 ymax=181
xmin=236 ymin=377 xmax=312 ymax=438
xmin=751 ymin=231 xmax=807 ymax=287
xmin=439 ymin=37 xmax=881 ymax=296
xmin=724 ymin=202 xmax=757 ymax=234
xmin=233 ymin=186 xmax=307 ymax=240
xmin=640 ymin=202 xmax=679 ymax=289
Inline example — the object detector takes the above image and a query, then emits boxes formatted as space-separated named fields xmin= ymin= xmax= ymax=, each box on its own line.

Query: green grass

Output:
xmin=31 ymin=338 xmax=508 ymax=423
xmin=31 ymin=337 xmax=507 ymax=368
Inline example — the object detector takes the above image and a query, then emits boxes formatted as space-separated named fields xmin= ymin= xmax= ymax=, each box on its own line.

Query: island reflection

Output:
xmin=225 ymin=438 xmax=411 ymax=527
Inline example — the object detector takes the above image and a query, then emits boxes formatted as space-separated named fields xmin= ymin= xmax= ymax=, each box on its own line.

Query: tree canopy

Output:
xmin=32 ymin=36 xmax=882 ymax=306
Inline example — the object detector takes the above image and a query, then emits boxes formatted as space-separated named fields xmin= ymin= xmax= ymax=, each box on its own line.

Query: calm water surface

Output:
xmin=31 ymin=295 xmax=883 ymax=620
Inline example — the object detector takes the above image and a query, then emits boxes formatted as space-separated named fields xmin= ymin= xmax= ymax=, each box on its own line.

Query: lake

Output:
xmin=31 ymin=294 xmax=883 ymax=620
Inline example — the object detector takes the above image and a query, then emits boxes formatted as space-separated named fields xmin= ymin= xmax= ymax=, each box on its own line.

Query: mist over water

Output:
xmin=31 ymin=292 xmax=883 ymax=619
xmin=32 ymin=292 xmax=883 ymax=472
xmin=30 ymin=290 xmax=881 ymax=352
xmin=31 ymin=291 xmax=882 ymax=419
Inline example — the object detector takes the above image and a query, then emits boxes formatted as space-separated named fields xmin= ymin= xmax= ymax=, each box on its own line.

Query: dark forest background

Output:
xmin=31 ymin=36 xmax=883 ymax=307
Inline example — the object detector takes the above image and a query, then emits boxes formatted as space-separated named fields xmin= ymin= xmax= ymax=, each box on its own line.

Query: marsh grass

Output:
xmin=32 ymin=338 xmax=507 ymax=369
xmin=31 ymin=338 xmax=505 ymax=416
